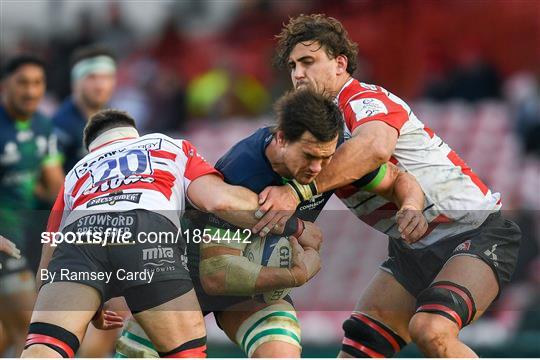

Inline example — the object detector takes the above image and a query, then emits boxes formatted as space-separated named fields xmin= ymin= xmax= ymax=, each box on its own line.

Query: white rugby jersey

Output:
xmin=335 ymin=79 xmax=501 ymax=248
xmin=47 ymin=133 xmax=220 ymax=232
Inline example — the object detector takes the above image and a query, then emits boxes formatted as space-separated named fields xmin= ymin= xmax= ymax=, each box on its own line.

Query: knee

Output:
xmin=409 ymin=313 xmax=456 ymax=351
xmin=251 ymin=341 xmax=301 ymax=358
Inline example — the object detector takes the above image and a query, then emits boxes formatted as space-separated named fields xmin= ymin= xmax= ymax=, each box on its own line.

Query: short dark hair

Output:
xmin=83 ymin=109 xmax=137 ymax=150
xmin=1 ymin=54 xmax=46 ymax=79
xmin=70 ymin=44 xmax=116 ymax=69
xmin=274 ymin=88 xmax=343 ymax=143
xmin=274 ymin=14 xmax=359 ymax=75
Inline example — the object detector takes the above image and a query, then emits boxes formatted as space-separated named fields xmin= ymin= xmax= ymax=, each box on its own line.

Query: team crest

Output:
xmin=454 ymin=240 xmax=471 ymax=252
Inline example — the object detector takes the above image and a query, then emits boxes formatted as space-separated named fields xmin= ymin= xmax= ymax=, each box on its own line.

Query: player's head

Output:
xmin=71 ymin=45 xmax=116 ymax=110
xmin=83 ymin=109 xmax=138 ymax=151
xmin=275 ymin=14 xmax=358 ymax=94
xmin=273 ymin=88 xmax=343 ymax=184
xmin=1 ymin=54 xmax=46 ymax=118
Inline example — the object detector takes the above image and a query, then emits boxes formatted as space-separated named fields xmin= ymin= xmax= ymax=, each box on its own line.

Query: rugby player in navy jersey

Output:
xmin=0 ymin=55 xmax=64 ymax=355
xmin=115 ymin=89 xmax=427 ymax=357
xmin=53 ymin=45 xmax=117 ymax=174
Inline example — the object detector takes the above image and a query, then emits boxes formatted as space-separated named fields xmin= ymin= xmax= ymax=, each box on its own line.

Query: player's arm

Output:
xmin=36 ymin=163 xmax=64 ymax=201
xmin=0 ymin=235 xmax=21 ymax=269
xmin=363 ymin=162 xmax=428 ymax=243
xmin=187 ymin=174 xmax=262 ymax=229
xmin=35 ymin=131 xmax=65 ymax=202
xmin=182 ymin=140 xmax=304 ymax=236
xmin=254 ymin=102 xmax=401 ymax=233
xmin=199 ymin=235 xmax=320 ymax=296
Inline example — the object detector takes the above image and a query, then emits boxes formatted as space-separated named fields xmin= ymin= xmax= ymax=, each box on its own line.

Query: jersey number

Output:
xmin=97 ymin=149 xmax=149 ymax=183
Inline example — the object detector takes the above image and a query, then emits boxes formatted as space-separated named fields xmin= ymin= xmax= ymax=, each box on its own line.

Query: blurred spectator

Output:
xmin=147 ymin=67 xmax=188 ymax=132
xmin=424 ymin=41 xmax=502 ymax=102
xmin=187 ymin=57 xmax=270 ymax=119
xmin=505 ymin=73 xmax=540 ymax=156
xmin=97 ymin=2 xmax=136 ymax=56
xmin=449 ymin=48 xmax=502 ymax=101
xmin=47 ymin=10 xmax=98 ymax=100
xmin=52 ymin=45 xmax=117 ymax=173
xmin=0 ymin=54 xmax=63 ymax=356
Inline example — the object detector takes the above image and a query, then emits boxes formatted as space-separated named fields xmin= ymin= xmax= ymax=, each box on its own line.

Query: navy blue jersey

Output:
xmin=214 ymin=127 xmax=380 ymax=222
xmin=0 ymin=105 xmax=60 ymax=244
xmin=52 ymin=97 xmax=87 ymax=173
xmin=185 ymin=126 xmax=383 ymax=313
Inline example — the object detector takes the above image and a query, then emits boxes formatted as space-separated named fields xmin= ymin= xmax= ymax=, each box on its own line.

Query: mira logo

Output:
xmin=142 ymin=246 xmax=174 ymax=261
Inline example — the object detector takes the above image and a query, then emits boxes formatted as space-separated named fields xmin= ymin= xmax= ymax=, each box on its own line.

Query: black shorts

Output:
xmin=381 ymin=211 xmax=521 ymax=298
xmin=45 ymin=209 xmax=193 ymax=312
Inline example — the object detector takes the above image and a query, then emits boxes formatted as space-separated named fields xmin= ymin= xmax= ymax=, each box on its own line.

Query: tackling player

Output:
xmin=114 ymin=90 xmax=427 ymax=357
xmin=0 ymin=55 xmax=63 ymax=355
xmin=254 ymin=14 xmax=522 ymax=357
xmin=52 ymin=44 xmax=123 ymax=359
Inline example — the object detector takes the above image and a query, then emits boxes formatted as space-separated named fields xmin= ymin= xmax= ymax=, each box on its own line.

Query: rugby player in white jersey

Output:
xmin=254 ymin=14 xmax=521 ymax=358
xmin=21 ymin=109 xmax=320 ymax=358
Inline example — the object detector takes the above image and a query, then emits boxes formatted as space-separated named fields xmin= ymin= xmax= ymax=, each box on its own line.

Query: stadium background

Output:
xmin=1 ymin=0 xmax=539 ymax=357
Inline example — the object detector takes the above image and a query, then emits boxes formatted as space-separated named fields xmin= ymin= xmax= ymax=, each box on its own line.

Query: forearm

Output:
xmin=199 ymin=253 xmax=295 ymax=296
xmin=316 ymin=121 xmax=398 ymax=193
xmin=189 ymin=175 xmax=261 ymax=229
xmin=391 ymin=171 xmax=425 ymax=210
xmin=211 ymin=185 xmax=261 ymax=229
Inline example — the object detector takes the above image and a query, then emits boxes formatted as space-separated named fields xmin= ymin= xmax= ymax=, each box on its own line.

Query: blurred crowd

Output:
xmin=1 ymin=0 xmax=539 ymax=356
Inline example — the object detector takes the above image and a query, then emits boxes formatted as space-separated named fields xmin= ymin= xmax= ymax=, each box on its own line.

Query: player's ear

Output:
xmin=336 ymin=55 xmax=348 ymax=75
xmin=276 ymin=130 xmax=287 ymax=147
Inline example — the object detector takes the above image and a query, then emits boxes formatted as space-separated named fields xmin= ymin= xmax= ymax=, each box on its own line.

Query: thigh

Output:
xmin=133 ymin=289 xmax=205 ymax=352
xmin=433 ymin=254 xmax=498 ymax=321
xmin=354 ymin=269 xmax=417 ymax=342
xmin=30 ymin=282 xmax=101 ymax=342
xmin=217 ymin=299 xmax=301 ymax=357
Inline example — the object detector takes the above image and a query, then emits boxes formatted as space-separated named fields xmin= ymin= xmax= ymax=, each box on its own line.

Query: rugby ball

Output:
xmin=243 ymin=234 xmax=292 ymax=303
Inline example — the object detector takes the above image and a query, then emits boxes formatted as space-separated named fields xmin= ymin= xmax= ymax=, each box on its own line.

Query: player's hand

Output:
xmin=289 ymin=236 xmax=308 ymax=287
xmin=396 ymin=205 xmax=428 ymax=244
xmin=0 ymin=235 xmax=21 ymax=269
xmin=253 ymin=185 xmax=299 ymax=236
xmin=297 ymin=222 xmax=323 ymax=251
xmin=289 ymin=237 xmax=320 ymax=286
xmin=91 ymin=309 xmax=124 ymax=331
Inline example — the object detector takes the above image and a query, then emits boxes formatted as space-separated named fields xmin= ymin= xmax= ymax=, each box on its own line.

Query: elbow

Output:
xmin=371 ymin=142 xmax=393 ymax=164
xmin=203 ymin=196 xmax=232 ymax=214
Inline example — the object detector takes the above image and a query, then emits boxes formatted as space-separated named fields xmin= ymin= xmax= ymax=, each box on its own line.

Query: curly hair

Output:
xmin=274 ymin=14 xmax=359 ymax=74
